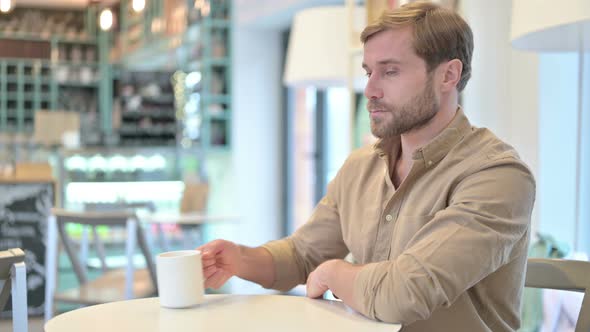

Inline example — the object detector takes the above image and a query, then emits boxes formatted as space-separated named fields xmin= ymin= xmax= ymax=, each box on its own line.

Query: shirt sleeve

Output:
xmin=262 ymin=167 xmax=350 ymax=291
xmin=353 ymin=158 xmax=536 ymax=324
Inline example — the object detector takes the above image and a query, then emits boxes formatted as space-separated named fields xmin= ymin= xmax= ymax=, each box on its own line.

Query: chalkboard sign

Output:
xmin=0 ymin=182 xmax=54 ymax=317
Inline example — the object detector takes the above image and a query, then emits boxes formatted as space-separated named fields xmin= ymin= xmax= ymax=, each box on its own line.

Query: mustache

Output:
xmin=367 ymin=100 xmax=389 ymax=111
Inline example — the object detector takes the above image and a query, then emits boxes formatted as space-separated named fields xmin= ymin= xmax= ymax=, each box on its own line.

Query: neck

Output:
xmin=399 ymin=96 xmax=458 ymax=161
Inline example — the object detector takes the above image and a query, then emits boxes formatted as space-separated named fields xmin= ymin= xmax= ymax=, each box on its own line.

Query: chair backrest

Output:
xmin=0 ymin=248 xmax=28 ymax=332
xmin=44 ymin=208 xmax=157 ymax=321
xmin=180 ymin=182 xmax=209 ymax=213
xmin=84 ymin=201 xmax=156 ymax=213
xmin=50 ymin=208 xmax=156 ymax=286
xmin=525 ymin=258 xmax=590 ymax=332
xmin=81 ymin=201 xmax=157 ymax=272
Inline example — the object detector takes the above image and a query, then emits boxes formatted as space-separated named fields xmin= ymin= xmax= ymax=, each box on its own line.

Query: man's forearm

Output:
xmin=236 ymin=246 xmax=275 ymax=288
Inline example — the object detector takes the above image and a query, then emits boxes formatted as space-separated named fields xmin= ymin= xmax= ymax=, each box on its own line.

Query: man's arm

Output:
xmin=309 ymin=161 xmax=535 ymax=324
xmin=236 ymin=245 xmax=275 ymax=288
xmin=261 ymin=167 xmax=350 ymax=291
xmin=201 ymin=157 xmax=350 ymax=291
xmin=199 ymin=240 xmax=275 ymax=289
xmin=201 ymin=163 xmax=350 ymax=291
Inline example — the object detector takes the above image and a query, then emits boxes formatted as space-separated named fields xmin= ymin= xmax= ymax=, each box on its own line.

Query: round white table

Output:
xmin=45 ymin=295 xmax=402 ymax=332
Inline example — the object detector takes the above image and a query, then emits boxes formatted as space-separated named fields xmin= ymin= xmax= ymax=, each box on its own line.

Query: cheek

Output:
xmin=381 ymin=85 xmax=408 ymax=107
xmin=384 ymin=77 xmax=428 ymax=104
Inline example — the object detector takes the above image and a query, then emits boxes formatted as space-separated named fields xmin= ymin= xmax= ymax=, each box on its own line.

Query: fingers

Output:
xmin=198 ymin=239 xmax=228 ymax=259
xmin=204 ymin=269 xmax=219 ymax=288
xmin=202 ymin=257 xmax=216 ymax=269
xmin=198 ymin=239 xmax=235 ymax=290
xmin=306 ymin=271 xmax=328 ymax=299
xmin=212 ymin=276 xmax=228 ymax=290
xmin=205 ymin=269 xmax=228 ymax=289
xmin=306 ymin=283 xmax=325 ymax=299
xmin=203 ymin=264 xmax=218 ymax=279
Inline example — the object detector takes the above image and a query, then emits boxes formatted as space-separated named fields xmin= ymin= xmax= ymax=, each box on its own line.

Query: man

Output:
xmin=199 ymin=2 xmax=535 ymax=331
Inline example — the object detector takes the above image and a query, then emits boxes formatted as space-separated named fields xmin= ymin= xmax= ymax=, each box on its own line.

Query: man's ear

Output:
xmin=440 ymin=59 xmax=462 ymax=92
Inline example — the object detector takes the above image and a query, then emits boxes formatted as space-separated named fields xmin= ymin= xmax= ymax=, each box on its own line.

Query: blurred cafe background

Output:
xmin=0 ymin=0 xmax=589 ymax=331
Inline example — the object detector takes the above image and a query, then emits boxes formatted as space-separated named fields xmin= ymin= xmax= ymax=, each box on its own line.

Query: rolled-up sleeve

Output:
xmin=353 ymin=160 xmax=536 ymax=324
xmin=262 ymin=170 xmax=350 ymax=291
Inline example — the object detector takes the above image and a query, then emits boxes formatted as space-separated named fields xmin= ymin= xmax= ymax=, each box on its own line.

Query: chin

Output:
xmin=370 ymin=128 xmax=386 ymax=139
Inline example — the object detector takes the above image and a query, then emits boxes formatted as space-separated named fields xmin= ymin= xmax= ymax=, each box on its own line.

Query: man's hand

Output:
xmin=306 ymin=260 xmax=337 ymax=298
xmin=198 ymin=239 xmax=242 ymax=289
xmin=197 ymin=239 xmax=276 ymax=289
xmin=306 ymin=259 xmax=364 ymax=313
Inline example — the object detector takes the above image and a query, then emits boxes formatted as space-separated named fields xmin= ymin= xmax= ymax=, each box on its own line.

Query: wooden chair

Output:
xmin=0 ymin=248 xmax=28 ymax=332
xmin=525 ymin=258 xmax=590 ymax=332
xmin=80 ymin=202 xmax=165 ymax=272
xmin=44 ymin=208 xmax=156 ymax=321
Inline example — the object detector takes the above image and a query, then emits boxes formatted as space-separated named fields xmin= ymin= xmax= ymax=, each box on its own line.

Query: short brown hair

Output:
xmin=361 ymin=1 xmax=473 ymax=92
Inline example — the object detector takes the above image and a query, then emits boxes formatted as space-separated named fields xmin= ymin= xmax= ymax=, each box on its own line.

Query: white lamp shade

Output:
xmin=511 ymin=0 xmax=590 ymax=51
xmin=283 ymin=6 xmax=367 ymax=90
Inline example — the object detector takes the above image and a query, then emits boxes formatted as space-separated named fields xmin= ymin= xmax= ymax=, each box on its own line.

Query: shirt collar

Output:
xmin=372 ymin=107 xmax=472 ymax=167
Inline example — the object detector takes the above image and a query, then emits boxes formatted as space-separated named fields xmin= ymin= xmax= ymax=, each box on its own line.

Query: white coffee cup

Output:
xmin=156 ymin=250 xmax=205 ymax=308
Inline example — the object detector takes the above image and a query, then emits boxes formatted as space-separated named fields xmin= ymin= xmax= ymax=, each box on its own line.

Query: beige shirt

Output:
xmin=263 ymin=109 xmax=536 ymax=332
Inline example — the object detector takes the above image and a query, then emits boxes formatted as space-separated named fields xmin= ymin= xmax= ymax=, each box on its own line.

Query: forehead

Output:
xmin=363 ymin=27 xmax=419 ymax=66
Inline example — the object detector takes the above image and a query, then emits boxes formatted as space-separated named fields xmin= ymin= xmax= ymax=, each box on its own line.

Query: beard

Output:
xmin=368 ymin=76 xmax=439 ymax=139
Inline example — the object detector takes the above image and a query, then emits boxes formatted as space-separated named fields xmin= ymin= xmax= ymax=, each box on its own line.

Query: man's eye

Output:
xmin=385 ymin=70 xmax=398 ymax=76
xmin=365 ymin=72 xmax=372 ymax=78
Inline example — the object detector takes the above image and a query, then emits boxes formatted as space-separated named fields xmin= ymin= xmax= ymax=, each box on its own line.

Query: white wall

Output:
xmin=508 ymin=50 xmax=540 ymax=240
xmin=219 ymin=0 xmax=346 ymax=294
xmin=222 ymin=25 xmax=283 ymax=294
xmin=461 ymin=1 xmax=512 ymax=142
xmin=537 ymin=52 xmax=590 ymax=253
xmin=232 ymin=27 xmax=283 ymax=246
xmin=460 ymin=0 xmax=540 ymax=237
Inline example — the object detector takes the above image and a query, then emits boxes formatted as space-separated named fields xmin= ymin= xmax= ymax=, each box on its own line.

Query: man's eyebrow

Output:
xmin=377 ymin=59 xmax=403 ymax=66
xmin=362 ymin=59 xmax=403 ymax=70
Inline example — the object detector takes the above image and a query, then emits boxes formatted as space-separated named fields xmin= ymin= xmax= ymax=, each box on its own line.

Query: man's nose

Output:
xmin=364 ymin=76 xmax=383 ymax=99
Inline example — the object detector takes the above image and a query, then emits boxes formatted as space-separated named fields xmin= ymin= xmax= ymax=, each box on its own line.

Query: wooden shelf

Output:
xmin=119 ymin=124 xmax=177 ymax=134
xmin=57 ymin=81 xmax=100 ymax=88
xmin=23 ymin=93 xmax=52 ymax=100
xmin=142 ymin=95 xmax=175 ymax=104
xmin=0 ymin=16 xmax=102 ymax=134
xmin=0 ymin=32 xmax=96 ymax=45
xmin=53 ymin=61 xmax=99 ymax=67
xmin=5 ymin=77 xmax=52 ymax=84
xmin=121 ymin=110 xmax=176 ymax=120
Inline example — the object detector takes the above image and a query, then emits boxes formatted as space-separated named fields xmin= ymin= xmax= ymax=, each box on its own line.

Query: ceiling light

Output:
xmin=0 ymin=0 xmax=12 ymax=13
xmin=201 ymin=1 xmax=211 ymax=17
xmin=132 ymin=0 xmax=145 ymax=13
xmin=99 ymin=8 xmax=114 ymax=31
xmin=185 ymin=72 xmax=202 ymax=88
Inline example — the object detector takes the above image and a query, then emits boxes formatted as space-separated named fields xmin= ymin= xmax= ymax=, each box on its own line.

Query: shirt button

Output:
xmin=428 ymin=160 xmax=433 ymax=166
xmin=385 ymin=214 xmax=393 ymax=222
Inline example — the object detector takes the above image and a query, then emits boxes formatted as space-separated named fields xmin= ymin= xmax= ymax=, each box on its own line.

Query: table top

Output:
xmin=44 ymin=294 xmax=402 ymax=332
